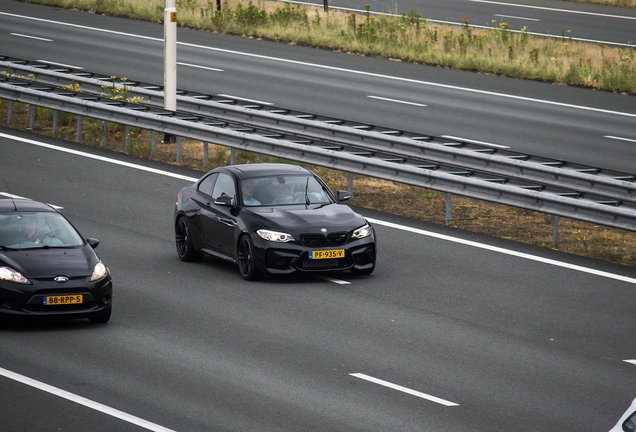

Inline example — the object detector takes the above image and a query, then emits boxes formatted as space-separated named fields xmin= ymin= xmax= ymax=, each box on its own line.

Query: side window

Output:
xmin=211 ymin=173 xmax=236 ymax=201
xmin=198 ymin=173 xmax=217 ymax=197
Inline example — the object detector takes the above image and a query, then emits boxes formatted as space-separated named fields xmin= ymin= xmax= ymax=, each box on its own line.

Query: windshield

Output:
xmin=240 ymin=175 xmax=334 ymax=207
xmin=0 ymin=211 xmax=84 ymax=249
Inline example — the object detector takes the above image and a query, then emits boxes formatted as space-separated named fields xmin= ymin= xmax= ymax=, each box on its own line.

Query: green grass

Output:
xmin=17 ymin=0 xmax=636 ymax=95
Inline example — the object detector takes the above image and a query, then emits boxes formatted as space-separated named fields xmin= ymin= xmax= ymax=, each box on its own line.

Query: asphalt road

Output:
xmin=1 ymin=0 xmax=635 ymax=174
xmin=1 ymin=128 xmax=635 ymax=431
xmin=301 ymin=0 xmax=636 ymax=46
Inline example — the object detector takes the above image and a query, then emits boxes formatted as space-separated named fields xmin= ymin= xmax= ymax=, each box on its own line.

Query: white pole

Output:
xmin=164 ymin=0 xmax=177 ymax=111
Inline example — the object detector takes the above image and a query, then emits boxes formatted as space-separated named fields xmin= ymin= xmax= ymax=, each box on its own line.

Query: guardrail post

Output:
xmin=231 ymin=148 xmax=235 ymax=165
xmin=125 ymin=125 xmax=131 ymax=152
xmin=259 ymin=154 xmax=264 ymax=163
xmin=76 ymin=115 xmax=82 ymax=141
xmin=323 ymin=0 xmax=328 ymax=12
xmin=52 ymin=110 xmax=58 ymax=136
xmin=348 ymin=172 xmax=354 ymax=198
xmin=101 ymin=121 xmax=107 ymax=147
xmin=29 ymin=105 xmax=35 ymax=129
xmin=216 ymin=0 xmax=221 ymax=10
xmin=7 ymin=101 xmax=12 ymax=124
xmin=203 ymin=142 xmax=209 ymax=168
xmin=177 ymin=136 xmax=182 ymax=162
xmin=553 ymin=215 xmax=559 ymax=244
xmin=151 ymin=131 xmax=157 ymax=156
xmin=446 ymin=193 xmax=452 ymax=222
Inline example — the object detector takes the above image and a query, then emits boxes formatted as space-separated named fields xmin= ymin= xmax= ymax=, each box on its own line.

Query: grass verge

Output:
xmin=2 ymin=99 xmax=635 ymax=268
xmin=17 ymin=0 xmax=636 ymax=95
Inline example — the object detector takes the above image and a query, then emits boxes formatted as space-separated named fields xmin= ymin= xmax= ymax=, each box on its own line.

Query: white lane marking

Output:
xmin=365 ymin=217 xmax=636 ymax=286
xmin=177 ymin=62 xmax=223 ymax=72
xmin=441 ymin=135 xmax=510 ymax=149
xmin=350 ymin=373 xmax=459 ymax=406
xmin=217 ymin=94 xmax=273 ymax=105
xmin=0 ymin=192 xmax=63 ymax=209
xmin=316 ymin=275 xmax=351 ymax=285
xmin=605 ymin=135 xmax=636 ymax=144
xmin=367 ymin=96 xmax=426 ymax=107
xmin=493 ymin=14 xmax=540 ymax=22
xmin=624 ymin=360 xmax=636 ymax=365
xmin=1 ymin=11 xmax=635 ymax=119
xmin=36 ymin=60 xmax=84 ymax=70
xmin=469 ymin=0 xmax=636 ymax=20
xmin=0 ymin=133 xmax=198 ymax=183
xmin=0 ymin=367 xmax=176 ymax=432
xmin=3 ymin=132 xmax=636 ymax=287
xmin=10 ymin=33 xmax=53 ymax=41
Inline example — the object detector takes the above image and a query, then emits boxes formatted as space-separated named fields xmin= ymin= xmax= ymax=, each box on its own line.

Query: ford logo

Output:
xmin=320 ymin=228 xmax=327 ymax=234
xmin=54 ymin=276 xmax=68 ymax=283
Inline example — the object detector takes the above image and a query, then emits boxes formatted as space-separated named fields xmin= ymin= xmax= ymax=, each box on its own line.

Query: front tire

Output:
xmin=175 ymin=217 xmax=204 ymax=262
xmin=88 ymin=306 xmax=111 ymax=324
xmin=237 ymin=235 xmax=261 ymax=281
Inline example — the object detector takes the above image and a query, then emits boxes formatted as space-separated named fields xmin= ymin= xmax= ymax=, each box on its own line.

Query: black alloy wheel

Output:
xmin=237 ymin=235 xmax=260 ymax=281
xmin=175 ymin=217 xmax=204 ymax=262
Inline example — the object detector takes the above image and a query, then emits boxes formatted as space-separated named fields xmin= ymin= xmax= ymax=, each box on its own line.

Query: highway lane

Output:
xmin=1 ymin=128 xmax=635 ymax=431
xmin=1 ymin=0 xmax=635 ymax=174
xmin=300 ymin=0 xmax=636 ymax=46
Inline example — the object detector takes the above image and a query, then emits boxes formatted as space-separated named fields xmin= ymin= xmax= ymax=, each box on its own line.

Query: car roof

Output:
xmin=0 ymin=199 xmax=57 ymax=213
xmin=215 ymin=163 xmax=311 ymax=179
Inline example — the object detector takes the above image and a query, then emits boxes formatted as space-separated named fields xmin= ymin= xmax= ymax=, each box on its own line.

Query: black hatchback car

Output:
xmin=174 ymin=163 xmax=376 ymax=280
xmin=0 ymin=199 xmax=112 ymax=323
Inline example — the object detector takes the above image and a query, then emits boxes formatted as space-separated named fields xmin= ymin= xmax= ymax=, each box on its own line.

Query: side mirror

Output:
xmin=86 ymin=238 xmax=100 ymax=249
xmin=214 ymin=195 xmax=233 ymax=206
xmin=337 ymin=190 xmax=351 ymax=202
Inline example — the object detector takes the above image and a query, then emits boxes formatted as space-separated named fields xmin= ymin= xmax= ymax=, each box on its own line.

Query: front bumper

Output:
xmin=252 ymin=234 xmax=376 ymax=275
xmin=0 ymin=275 xmax=113 ymax=319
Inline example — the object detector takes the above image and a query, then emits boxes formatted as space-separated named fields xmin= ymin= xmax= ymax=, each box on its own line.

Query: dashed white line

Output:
xmin=493 ymin=14 xmax=540 ymax=22
xmin=469 ymin=0 xmax=636 ymax=20
xmin=605 ymin=135 xmax=636 ymax=144
xmin=441 ymin=135 xmax=510 ymax=149
xmin=624 ymin=360 xmax=636 ymax=365
xmin=10 ymin=33 xmax=53 ymax=41
xmin=0 ymin=192 xmax=63 ymax=209
xmin=177 ymin=62 xmax=223 ymax=72
xmin=36 ymin=60 xmax=84 ymax=70
xmin=367 ymin=96 xmax=426 ymax=107
xmin=217 ymin=94 xmax=273 ymax=105
xmin=316 ymin=275 xmax=351 ymax=285
xmin=0 ymin=367 xmax=177 ymax=432
xmin=350 ymin=373 xmax=459 ymax=406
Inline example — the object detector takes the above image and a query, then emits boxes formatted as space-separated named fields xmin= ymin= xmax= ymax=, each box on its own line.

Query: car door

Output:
xmin=190 ymin=173 xmax=218 ymax=250
xmin=201 ymin=173 xmax=238 ymax=258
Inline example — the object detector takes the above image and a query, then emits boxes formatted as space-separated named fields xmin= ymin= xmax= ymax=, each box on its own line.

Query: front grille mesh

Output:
xmin=300 ymin=233 xmax=348 ymax=247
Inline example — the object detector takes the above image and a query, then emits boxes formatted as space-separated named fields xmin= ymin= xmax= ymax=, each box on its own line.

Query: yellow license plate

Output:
xmin=44 ymin=295 xmax=83 ymax=305
xmin=309 ymin=249 xmax=344 ymax=259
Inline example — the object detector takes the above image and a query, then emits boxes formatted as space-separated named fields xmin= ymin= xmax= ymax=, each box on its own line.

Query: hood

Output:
xmin=248 ymin=203 xmax=366 ymax=233
xmin=0 ymin=246 xmax=98 ymax=279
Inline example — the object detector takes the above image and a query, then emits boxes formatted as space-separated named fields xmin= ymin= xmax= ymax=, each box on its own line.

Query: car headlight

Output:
xmin=352 ymin=223 xmax=372 ymax=239
xmin=90 ymin=262 xmax=107 ymax=281
xmin=257 ymin=229 xmax=295 ymax=243
xmin=0 ymin=266 xmax=30 ymax=284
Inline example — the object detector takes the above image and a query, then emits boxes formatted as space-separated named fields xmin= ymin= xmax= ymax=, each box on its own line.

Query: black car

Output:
xmin=0 ymin=199 xmax=112 ymax=323
xmin=174 ymin=163 xmax=376 ymax=280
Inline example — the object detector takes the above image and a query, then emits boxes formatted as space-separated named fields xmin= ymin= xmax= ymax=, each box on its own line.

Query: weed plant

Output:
xmin=21 ymin=0 xmax=636 ymax=94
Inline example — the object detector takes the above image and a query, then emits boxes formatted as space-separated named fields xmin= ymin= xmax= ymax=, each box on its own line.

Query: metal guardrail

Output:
xmin=3 ymin=58 xmax=635 ymax=207
xmin=1 ymin=70 xmax=636 ymax=232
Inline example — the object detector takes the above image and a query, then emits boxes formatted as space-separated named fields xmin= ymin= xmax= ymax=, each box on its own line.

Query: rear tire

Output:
xmin=175 ymin=217 xmax=204 ymax=262
xmin=237 ymin=235 xmax=261 ymax=281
